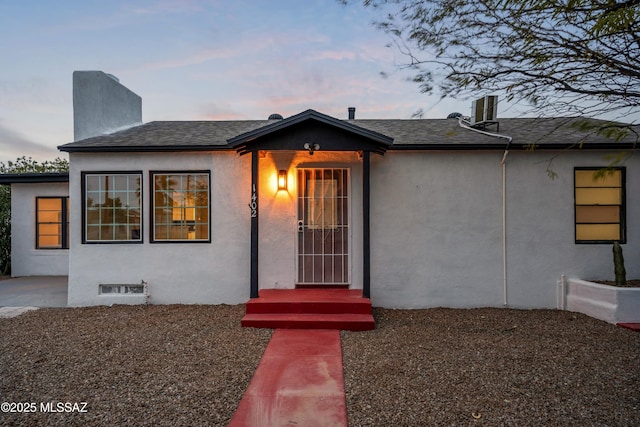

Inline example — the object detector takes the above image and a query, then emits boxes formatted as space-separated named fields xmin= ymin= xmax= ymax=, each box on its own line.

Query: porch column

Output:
xmin=250 ymin=149 xmax=259 ymax=298
xmin=363 ymin=151 xmax=371 ymax=299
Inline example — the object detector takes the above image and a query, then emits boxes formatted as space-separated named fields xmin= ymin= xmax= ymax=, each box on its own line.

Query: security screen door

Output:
xmin=297 ymin=168 xmax=349 ymax=285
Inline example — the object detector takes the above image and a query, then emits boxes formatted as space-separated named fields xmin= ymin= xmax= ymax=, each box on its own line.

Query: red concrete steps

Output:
xmin=242 ymin=312 xmax=374 ymax=331
xmin=241 ymin=289 xmax=375 ymax=331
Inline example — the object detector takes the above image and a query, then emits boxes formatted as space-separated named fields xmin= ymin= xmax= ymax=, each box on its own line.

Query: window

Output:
xmin=151 ymin=172 xmax=210 ymax=242
xmin=82 ymin=172 xmax=142 ymax=243
xmin=99 ymin=284 xmax=145 ymax=294
xmin=36 ymin=197 xmax=69 ymax=249
xmin=575 ymin=168 xmax=625 ymax=243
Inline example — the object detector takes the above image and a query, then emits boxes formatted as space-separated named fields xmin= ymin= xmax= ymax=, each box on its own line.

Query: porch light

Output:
xmin=277 ymin=170 xmax=287 ymax=191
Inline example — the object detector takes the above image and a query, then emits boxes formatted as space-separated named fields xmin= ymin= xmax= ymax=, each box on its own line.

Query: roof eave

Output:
xmin=388 ymin=142 xmax=639 ymax=151
xmin=58 ymin=144 xmax=232 ymax=153
xmin=0 ymin=172 xmax=69 ymax=184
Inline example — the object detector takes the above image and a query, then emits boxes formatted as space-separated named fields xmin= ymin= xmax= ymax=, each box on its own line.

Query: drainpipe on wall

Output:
xmin=500 ymin=150 xmax=509 ymax=306
xmin=458 ymin=117 xmax=513 ymax=306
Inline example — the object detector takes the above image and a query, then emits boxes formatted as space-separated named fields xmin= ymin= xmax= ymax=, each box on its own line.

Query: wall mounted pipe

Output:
xmin=458 ymin=118 xmax=513 ymax=306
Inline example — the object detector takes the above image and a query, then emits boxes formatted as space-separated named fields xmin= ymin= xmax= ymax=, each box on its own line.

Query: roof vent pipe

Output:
xmin=348 ymin=107 xmax=356 ymax=120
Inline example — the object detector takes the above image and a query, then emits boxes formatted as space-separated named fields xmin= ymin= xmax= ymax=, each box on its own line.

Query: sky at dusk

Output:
xmin=1 ymin=0 xmax=634 ymax=164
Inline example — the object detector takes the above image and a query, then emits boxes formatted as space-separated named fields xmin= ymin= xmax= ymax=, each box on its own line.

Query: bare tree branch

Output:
xmin=345 ymin=0 xmax=640 ymax=121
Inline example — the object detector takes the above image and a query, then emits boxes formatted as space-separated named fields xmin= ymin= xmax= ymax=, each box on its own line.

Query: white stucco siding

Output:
xmin=369 ymin=149 xmax=639 ymax=309
xmin=10 ymin=183 xmax=69 ymax=276
xmin=370 ymin=151 xmax=504 ymax=308
xmin=66 ymin=152 xmax=251 ymax=306
xmin=64 ymin=147 xmax=639 ymax=308
xmin=505 ymin=150 xmax=640 ymax=308
xmin=258 ymin=151 xmax=363 ymax=290
xmin=504 ymin=151 xmax=574 ymax=308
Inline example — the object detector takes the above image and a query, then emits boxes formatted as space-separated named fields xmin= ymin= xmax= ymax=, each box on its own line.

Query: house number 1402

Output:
xmin=249 ymin=184 xmax=257 ymax=218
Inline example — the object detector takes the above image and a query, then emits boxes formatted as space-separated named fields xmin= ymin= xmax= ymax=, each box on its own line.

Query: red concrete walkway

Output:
xmin=617 ymin=323 xmax=640 ymax=332
xmin=229 ymin=329 xmax=348 ymax=427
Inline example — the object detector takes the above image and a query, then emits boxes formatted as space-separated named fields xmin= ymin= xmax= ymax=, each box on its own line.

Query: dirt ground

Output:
xmin=342 ymin=308 xmax=640 ymax=426
xmin=1 ymin=305 xmax=639 ymax=426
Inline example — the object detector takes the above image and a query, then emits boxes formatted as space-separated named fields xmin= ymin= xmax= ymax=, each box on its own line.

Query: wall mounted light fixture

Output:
xmin=277 ymin=170 xmax=287 ymax=191
xmin=303 ymin=142 xmax=320 ymax=155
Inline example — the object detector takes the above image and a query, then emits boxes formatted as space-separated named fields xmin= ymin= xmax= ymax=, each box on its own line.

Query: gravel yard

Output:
xmin=0 ymin=305 xmax=271 ymax=426
xmin=1 ymin=305 xmax=639 ymax=426
xmin=342 ymin=308 xmax=640 ymax=427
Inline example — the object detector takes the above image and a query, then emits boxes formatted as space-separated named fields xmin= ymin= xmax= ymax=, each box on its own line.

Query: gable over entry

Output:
xmin=227 ymin=109 xmax=394 ymax=299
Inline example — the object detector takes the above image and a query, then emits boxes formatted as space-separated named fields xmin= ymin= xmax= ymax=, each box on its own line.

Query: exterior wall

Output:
xmin=65 ymin=147 xmax=639 ymax=309
xmin=370 ymin=149 xmax=639 ymax=309
xmin=505 ymin=150 xmax=639 ymax=308
xmin=67 ymin=150 xmax=362 ymax=306
xmin=258 ymin=151 xmax=363 ymax=290
xmin=370 ymin=151 xmax=504 ymax=308
xmin=10 ymin=183 xmax=69 ymax=276
xmin=67 ymin=151 xmax=251 ymax=306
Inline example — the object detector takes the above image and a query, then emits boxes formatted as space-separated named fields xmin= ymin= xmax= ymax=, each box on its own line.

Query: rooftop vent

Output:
xmin=348 ymin=107 xmax=356 ymax=120
xmin=268 ymin=113 xmax=283 ymax=120
xmin=447 ymin=112 xmax=462 ymax=119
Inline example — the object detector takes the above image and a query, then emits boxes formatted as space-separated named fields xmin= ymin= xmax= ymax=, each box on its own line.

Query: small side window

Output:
xmin=575 ymin=168 xmax=625 ymax=244
xmin=36 ymin=197 xmax=69 ymax=249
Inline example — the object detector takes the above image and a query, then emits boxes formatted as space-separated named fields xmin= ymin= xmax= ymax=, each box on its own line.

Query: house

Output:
xmin=1 ymin=71 xmax=638 ymax=309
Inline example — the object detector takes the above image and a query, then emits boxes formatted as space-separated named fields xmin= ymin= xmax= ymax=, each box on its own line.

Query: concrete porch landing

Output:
xmin=229 ymin=329 xmax=347 ymax=427
xmin=241 ymin=289 xmax=375 ymax=331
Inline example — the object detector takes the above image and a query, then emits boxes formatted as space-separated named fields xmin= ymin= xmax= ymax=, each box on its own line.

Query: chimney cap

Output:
xmin=348 ymin=107 xmax=356 ymax=120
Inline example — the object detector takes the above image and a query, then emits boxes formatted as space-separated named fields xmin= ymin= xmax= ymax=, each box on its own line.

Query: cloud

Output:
xmin=0 ymin=78 xmax=60 ymax=110
xmin=133 ymin=49 xmax=236 ymax=72
xmin=304 ymin=50 xmax=357 ymax=62
xmin=0 ymin=121 xmax=59 ymax=163
xmin=130 ymin=36 xmax=276 ymax=73
xmin=116 ymin=8 xmax=455 ymax=122
xmin=195 ymin=103 xmax=247 ymax=120
xmin=129 ymin=29 xmax=333 ymax=74
xmin=125 ymin=0 xmax=207 ymax=15
xmin=181 ymin=45 xmax=427 ymax=120
xmin=43 ymin=0 xmax=209 ymax=35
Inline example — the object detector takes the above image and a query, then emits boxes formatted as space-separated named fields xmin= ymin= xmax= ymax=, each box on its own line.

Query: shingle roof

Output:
xmin=355 ymin=117 xmax=639 ymax=148
xmin=58 ymin=116 xmax=639 ymax=153
xmin=58 ymin=121 xmax=271 ymax=152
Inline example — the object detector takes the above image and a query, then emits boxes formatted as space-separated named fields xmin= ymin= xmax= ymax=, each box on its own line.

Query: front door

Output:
xmin=297 ymin=168 xmax=350 ymax=285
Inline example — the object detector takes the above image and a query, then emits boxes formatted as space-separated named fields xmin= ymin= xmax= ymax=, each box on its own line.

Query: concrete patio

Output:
xmin=0 ymin=276 xmax=68 ymax=308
